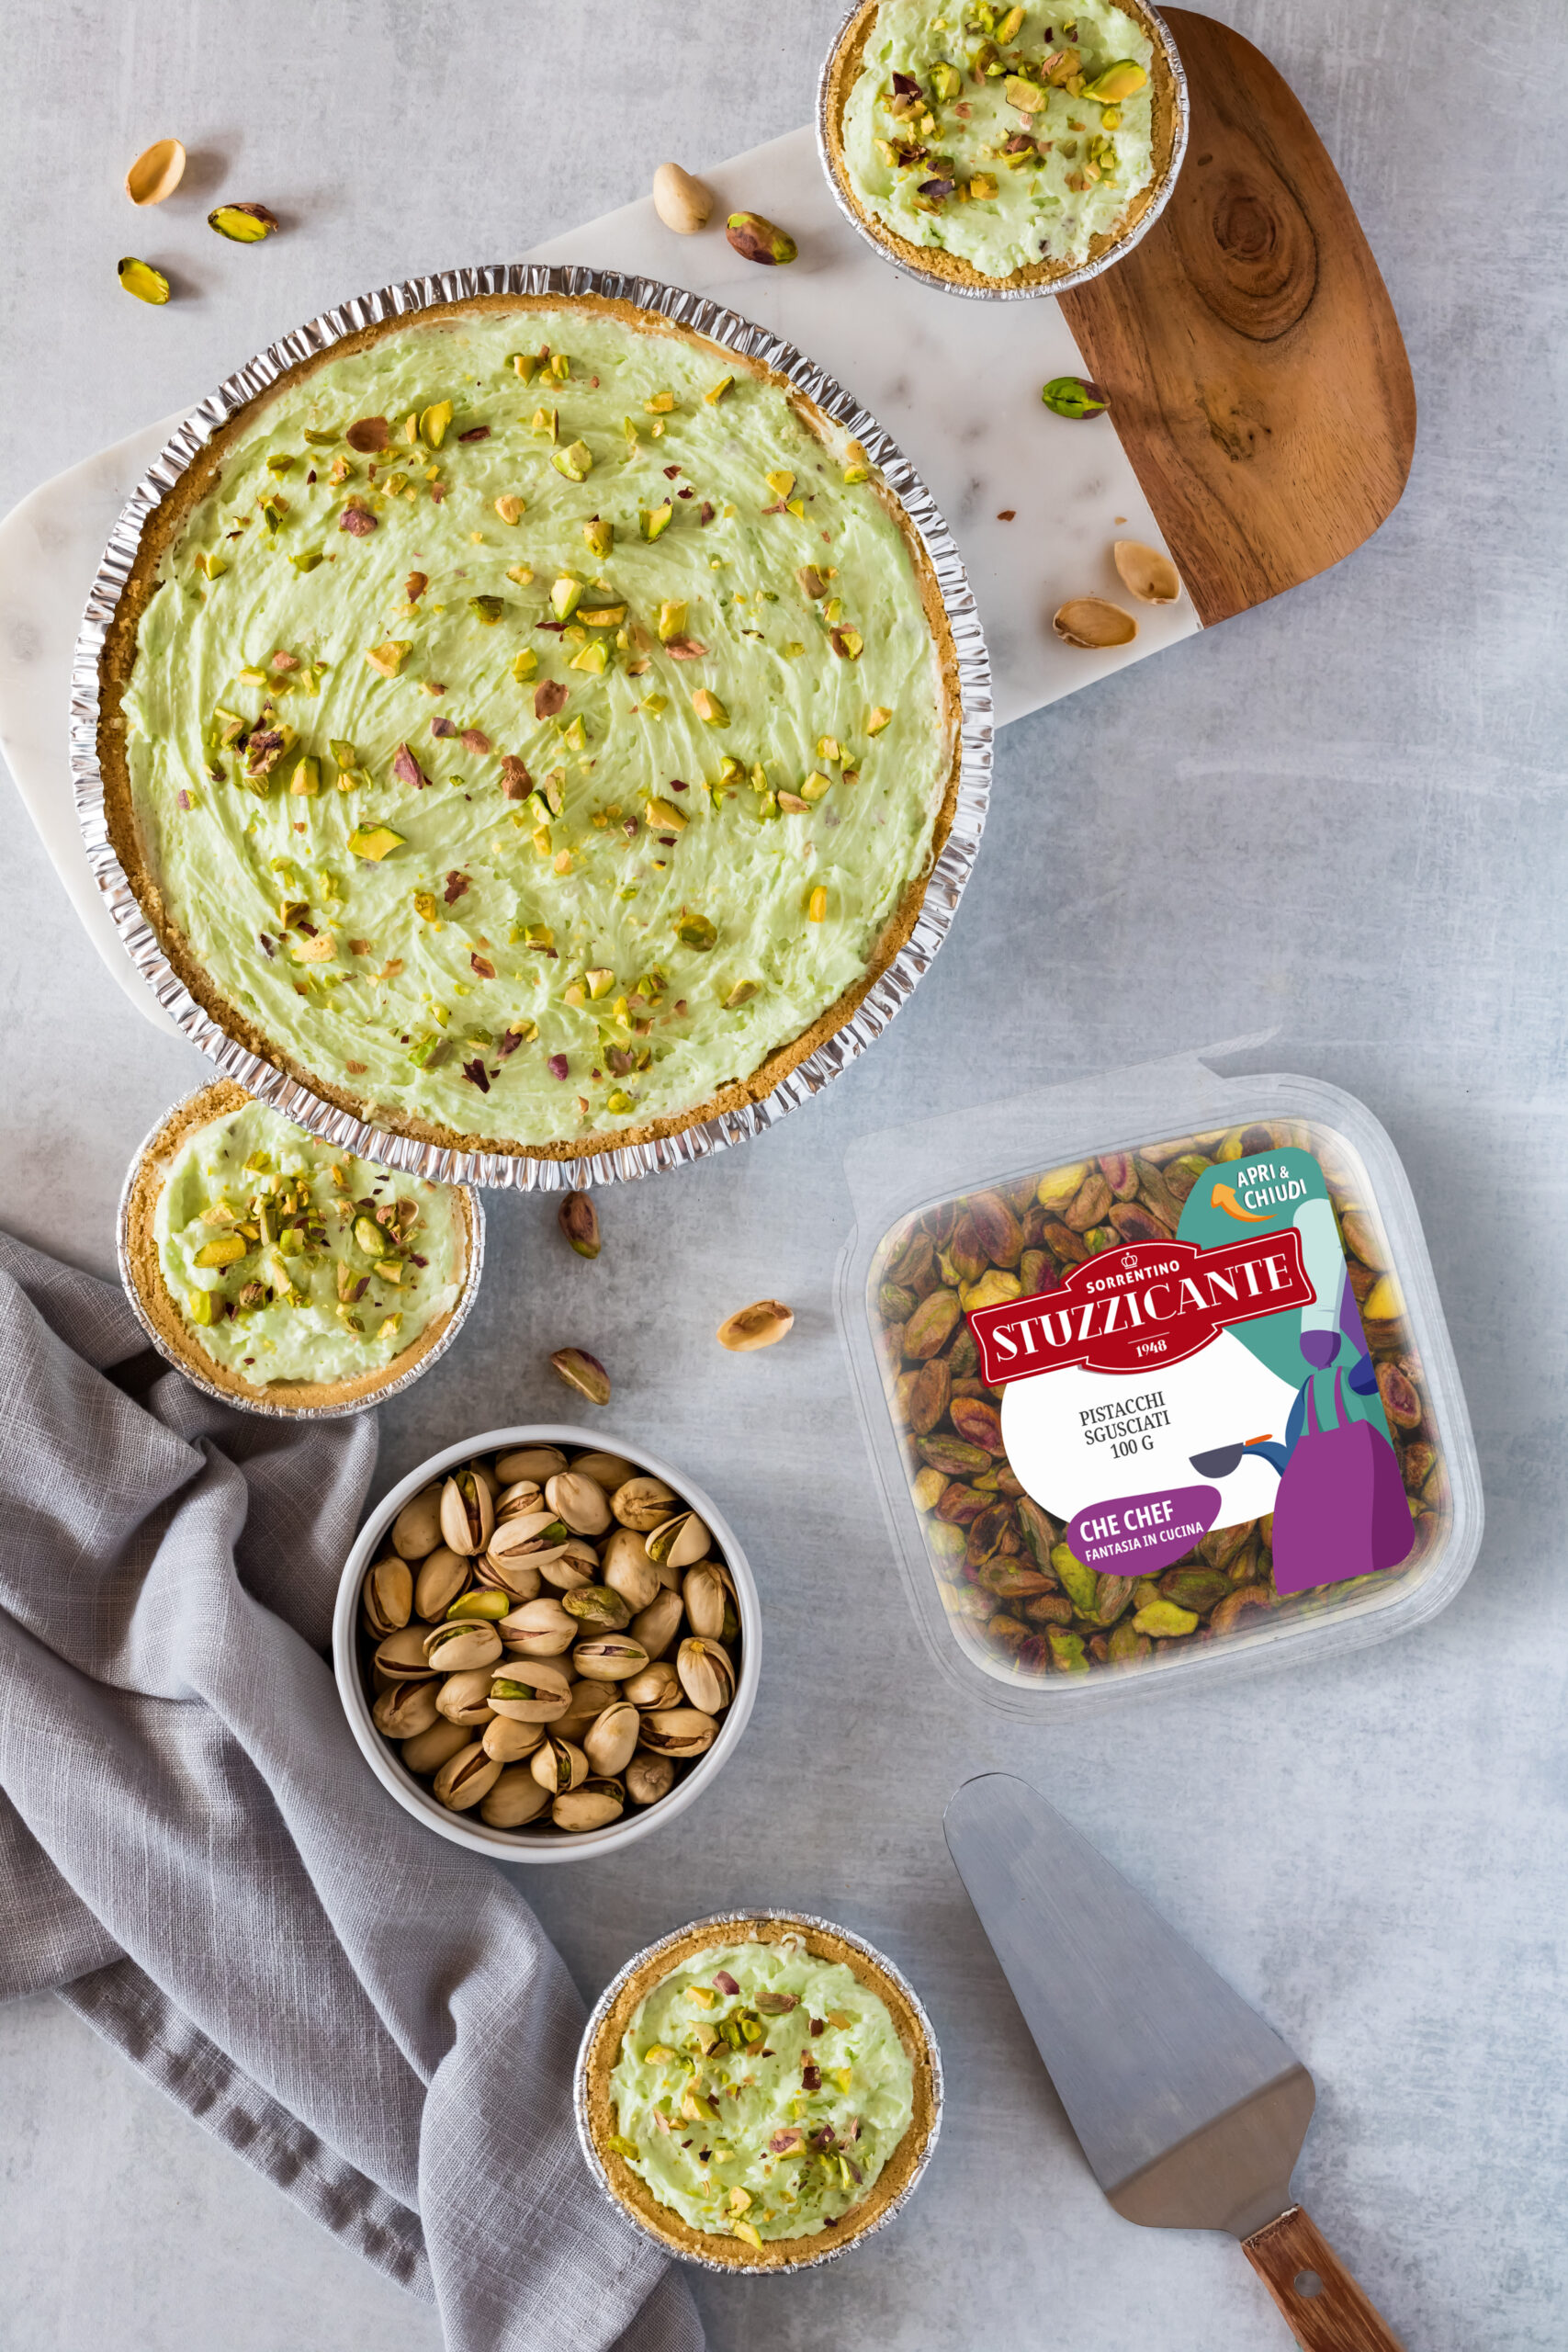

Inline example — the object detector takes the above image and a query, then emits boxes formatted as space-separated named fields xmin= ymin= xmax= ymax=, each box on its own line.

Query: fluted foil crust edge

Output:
xmin=72 ymin=262 xmax=993 ymax=1191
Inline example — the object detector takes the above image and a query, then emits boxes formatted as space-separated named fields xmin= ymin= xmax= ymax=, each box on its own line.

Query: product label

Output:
xmin=974 ymin=1150 xmax=1415 ymax=1595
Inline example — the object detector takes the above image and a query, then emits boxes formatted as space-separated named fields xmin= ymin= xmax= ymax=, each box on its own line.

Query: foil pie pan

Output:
xmin=72 ymin=263 xmax=992 ymax=1192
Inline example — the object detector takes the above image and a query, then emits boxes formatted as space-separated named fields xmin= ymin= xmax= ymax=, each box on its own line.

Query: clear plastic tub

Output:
xmin=837 ymin=1049 xmax=1482 ymax=1713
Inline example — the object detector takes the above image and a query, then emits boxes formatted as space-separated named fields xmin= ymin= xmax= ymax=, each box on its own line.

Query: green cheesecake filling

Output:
xmin=841 ymin=0 xmax=1155 ymax=277
xmin=606 ymin=1938 xmax=915 ymax=2242
xmin=152 ymin=1096 xmax=465 ymax=1385
xmin=120 ymin=306 xmax=953 ymax=1148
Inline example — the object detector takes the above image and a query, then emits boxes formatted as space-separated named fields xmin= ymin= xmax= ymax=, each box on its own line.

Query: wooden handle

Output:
xmin=1242 ymin=2206 xmax=1406 ymax=2352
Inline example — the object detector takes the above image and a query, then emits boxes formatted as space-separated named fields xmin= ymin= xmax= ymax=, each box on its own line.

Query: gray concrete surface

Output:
xmin=2 ymin=2 xmax=1564 ymax=2346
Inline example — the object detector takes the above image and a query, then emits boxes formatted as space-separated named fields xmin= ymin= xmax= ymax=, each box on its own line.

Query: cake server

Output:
xmin=943 ymin=1773 xmax=1405 ymax=2350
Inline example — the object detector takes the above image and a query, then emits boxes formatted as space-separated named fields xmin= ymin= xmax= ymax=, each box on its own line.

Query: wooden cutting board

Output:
xmin=1059 ymin=8 xmax=1417 ymax=627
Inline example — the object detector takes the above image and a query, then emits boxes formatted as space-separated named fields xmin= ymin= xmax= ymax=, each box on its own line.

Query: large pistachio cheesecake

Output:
xmin=99 ymin=294 xmax=962 ymax=1159
xmin=823 ymin=0 xmax=1182 ymax=291
xmin=581 ymin=1915 xmax=939 ymax=2267
xmin=120 ymin=1081 xmax=476 ymax=1409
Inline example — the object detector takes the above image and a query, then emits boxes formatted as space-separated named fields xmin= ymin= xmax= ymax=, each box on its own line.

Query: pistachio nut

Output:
xmin=553 ymin=1781 xmax=626 ymax=1832
xmin=361 ymin=1556 xmax=413 ymax=1637
xmin=681 ymin=1563 xmax=728 ymax=1642
xmin=562 ymin=1583 xmax=632 ymax=1631
xmin=584 ymin=1701 xmax=641 ymax=1777
xmin=481 ymin=1714 xmax=547 ymax=1763
xmin=545 ymin=1470 xmax=613 ymax=1537
xmin=401 ymin=1718 xmax=472 ymax=1775
xmin=1112 ymin=538 xmax=1181 ymax=605
xmin=445 ymin=1588 xmax=511 ymax=1623
xmin=439 ymin=1470 xmax=495 ymax=1556
xmin=558 ymin=1192 xmax=602 ymax=1259
xmin=413 ymin=1545 xmax=471 ymax=1620
xmin=602 ymin=1527 xmax=661 ymax=1611
xmin=555 ymin=1679 xmax=619 ymax=1739
xmin=391 ymin=1486 xmax=445 ymax=1559
xmin=625 ymin=1751 xmax=677 ymax=1806
xmin=118 ymin=255 xmax=171 ymax=304
xmin=629 ymin=1586 xmax=685 ymax=1661
xmin=1040 ymin=374 xmax=1109 ymax=420
xmin=572 ymin=1634 xmax=649 ymax=1682
xmin=676 ymin=1636 xmax=736 ymax=1715
xmin=497 ymin=1596 xmax=578 ymax=1657
xmin=208 ymin=201 xmax=279 ymax=243
xmin=373 ymin=1679 xmax=441 ymax=1739
xmin=639 ymin=1708 xmax=719 ymax=1758
xmin=488 ymin=1660 xmax=572 ymax=1723
xmin=726 ymin=211 xmax=797 ymax=265
xmin=423 ymin=1619 xmax=502 ymax=1674
xmin=434 ymin=1668 xmax=499 ymax=1726
xmin=550 ymin=1347 xmax=611 ymax=1406
xmin=652 ymin=160 xmax=714 ymax=234
xmin=433 ymin=1743 xmax=502 ymax=1813
xmin=571 ymin=1450 xmax=637 ymax=1493
xmin=1053 ymin=597 xmax=1137 ymax=649
xmin=487 ymin=1509 xmax=572 ymax=1574
xmin=612 ymin=1476 xmax=678 ymax=1532
xmin=374 ymin=1625 xmax=439 ymax=1683
xmin=715 ymin=1299 xmax=794 ymax=1351
xmin=494 ymin=1445 xmax=570 ymax=1484
xmin=624 ymin=1660 xmax=683 ymax=1712
xmin=494 ymin=1478 xmax=546 ymax=1521
xmin=479 ymin=1766 xmax=552 ymax=1827
xmin=530 ymin=1735 xmax=589 ymax=1792
xmin=476 ymin=1552 xmax=543 ymax=1604
xmin=645 ymin=1509 xmax=710 ymax=1570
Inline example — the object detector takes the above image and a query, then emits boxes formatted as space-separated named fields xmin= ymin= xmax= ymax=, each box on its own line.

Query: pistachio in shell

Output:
xmin=624 ymin=1660 xmax=683 ymax=1712
xmin=124 ymin=138 xmax=186 ymax=207
xmin=626 ymin=1751 xmax=676 ymax=1806
xmin=495 ymin=1477 xmax=546 ymax=1522
xmin=652 ymin=161 xmax=714 ymax=234
xmin=537 ymin=1539 xmax=600 ymax=1594
xmin=422 ymin=1622 xmax=502 ymax=1674
xmin=496 ymin=1596 xmax=578 ymax=1657
xmin=440 ymin=1469 xmax=494 ymax=1555
xmin=413 ymin=1545 xmax=470 ymax=1621
xmin=1054 ymin=597 xmax=1137 ymax=650
xmin=677 ymin=1636 xmax=736 ymax=1715
xmin=726 ymin=210 xmax=797 ymax=265
xmin=571 ymin=1450 xmax=637 ymax=1493
xmin=494 ymin=1445 xmax=569 ymax=1485
xmin=372 ymin=1679 xmax=441 ymax=1739
xmin=612 ymin=1475 xmax=678 ymax=1533
xmin=361 ymin=1556 xmax=412 ymax=1637
xmin=558 ymin=1192 xmax=601 ymax=1259
xmin=433 ymin=1743 xmax=502 ymax=1813
xmin=479 ymin=1766 xmax=551 ymax=1827
xmin=716 ymin=1299 xmax=794 ymax=1352
xmin=645 ymin=1509 xmax=710 ymax=1571
xmin=435 ymin=1667 xmax=500 ymax=1726
xmin=402 ymin=1718 xmax=472 ymax=1776
xmin=553 ymin=1780 xmax=625 ymax=1832
xmin=584 ymin=1701 xmax=640 ymax=1778
xmin=546 ymin=1470 xmax=612 ymax=1537
xmin=482 ymin=1714 xmax=547 ymax=1763
xmin=682 ymin=1563 xmax=728 ymax=1642
xmin=639 ymin=1708 xmax=719 ymax=1758
xmin=374 ymin=1626 xmax=439 ymax=1684
xmin=530 ymin=1735 xmax=589 ymax=1793
xmin=488 ymin=1660 xmax=572 ymax=1722
xmin=550 ymin=1346 xmax=611 ymax=1407
xmin=602 ymin=1526 xmax=661 ymax=1612
xmin=629 ymin=1586 xmax=685 ymax=1661
xmin=118 ymin=256 xmax=171 ymax=305
xmin=391 ymin=1487 xmax=444 ymax=1559
xmin=208 ymin=201 xmax=279 ymax=243
xmin=572 ymin=1634 xmax=649 ymax=1683
xmin=562 ymin=1583 xmax=632 ymax=1632
xmin=1112 ymin=539 xmax=1181 ymax=605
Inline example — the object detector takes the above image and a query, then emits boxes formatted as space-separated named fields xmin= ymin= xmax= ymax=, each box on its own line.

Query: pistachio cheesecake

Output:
xmin=99 ymin=294 xmax=963 ymax=1159
xmin=120 ymin=1081 xmax=476 ymax=1409
xmin=581 ymin=1915 xmax=939 ymax=2267
xmin=823 ymin=0 xmax=1183 ymax=291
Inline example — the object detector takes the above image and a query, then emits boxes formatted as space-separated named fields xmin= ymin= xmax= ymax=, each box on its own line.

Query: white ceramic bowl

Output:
xmin=333 ymin=1424 xmax=760 ymax=1862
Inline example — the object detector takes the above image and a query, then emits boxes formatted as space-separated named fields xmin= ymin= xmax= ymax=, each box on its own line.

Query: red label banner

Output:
xmin=967 ymin=1229 xmax=1314 ymax=1384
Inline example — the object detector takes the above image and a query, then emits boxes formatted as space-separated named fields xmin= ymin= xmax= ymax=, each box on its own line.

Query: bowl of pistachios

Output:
xmin=333 ymin=1425 xmax=759 ymax=1861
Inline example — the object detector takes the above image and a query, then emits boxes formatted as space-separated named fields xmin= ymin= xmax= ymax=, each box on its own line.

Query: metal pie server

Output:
xmin=944 ymin=1773 xmax=1405 ymax=2351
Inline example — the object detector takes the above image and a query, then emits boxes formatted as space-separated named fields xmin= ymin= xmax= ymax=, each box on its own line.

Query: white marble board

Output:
xmin=0 ymin=126 xmax=1196 ymax=1035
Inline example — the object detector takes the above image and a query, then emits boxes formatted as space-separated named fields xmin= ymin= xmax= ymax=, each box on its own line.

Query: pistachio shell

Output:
xmin=496 ymin=1597 xmax=578 ymax=1657
xmin=612 ymin=1475 xmax=678 ymax=1532
xmin=372 ymin=1679 xmax=440 ymax=1739
xmin=488 ymin=1659 xmax=572 ymax=1722
xmin=374 ymin=1626 xmax=439 ymax=1683
xmin=479 ymin=1766 xmax=551 ymax=1827
xmin=494 ymin=1446 xmax=569 ymax=1484
xmin=603 ymin=1527 xmax=661 ymax=1612
xmin=1112 ymin=539 xmax=1181 ymax=605
xmin=682 ymin=1563 xmax=728 ymax=1641
xmin=545 ymin=1470 xmax=613 ymax=1536
xmin=433 ymin=1743 xmax=502 ymax=1812
xmin=716 ymin=1299 xmax=794 ymax=1351
xmin=626 ymin=1751 xmax=677 ymax=1806
xmin=530 ymin=1735 xmax=589 ymax=1792
xmin=624 ymin=1661 xmax=683 ymax=1712
xmin=571 ymin=1451 xmax=637 ymax=1493
xmin=553 ymin=1781 xmax=626 ymax=1832
xmin=391 ymin=1487 xmax=444 ymax=1559
xmin=676 ymin=1637 xmax=736 ymax=1715
xmin=361 ymin=1556 xmax=412 ymax=1637
xmin=630 ymin=1587 xmax=685 ymax=1661
xmin=481 ymin=1714 xmax=547 ymax=1763
xmin=124 ymin=138 xmax=186 ymax=207
xmin=413 ymin=1545 xmax=470 ymax=1620
xmin=1053 ymin=596 xmax=1137 ymax=649
xmin=422 ymin=1620 xmax=502 ymax=1673
xmin=639 ymin=1708 xmax=719 ymax=1758
xmin=572 ymin=1634 xmax=649 ymax=1682
xmin=645 ymin=1509 xmax=710 ymax=1570
xmin=434 ymin=1668 xmax=499 ymax=1726
xmin=401 ymin=1718 xmax=472 ymax=1775
xmin=652 ymin=161 xmax=714 ymax=234
xmin=584 ymin=1702 xmax=640 ymax=1777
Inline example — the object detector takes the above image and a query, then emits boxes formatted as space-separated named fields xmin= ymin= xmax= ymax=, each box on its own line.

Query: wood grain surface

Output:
xmin=1059 ymin=9 xmax=1416 ymax=627
xmin=1243 ymin=2205 xmax=1408 ymax=2352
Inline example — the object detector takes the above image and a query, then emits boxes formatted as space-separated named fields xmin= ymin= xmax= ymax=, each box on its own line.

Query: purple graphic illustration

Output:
xmin=1269 ymin=1368 xmax=1413 ymax=1593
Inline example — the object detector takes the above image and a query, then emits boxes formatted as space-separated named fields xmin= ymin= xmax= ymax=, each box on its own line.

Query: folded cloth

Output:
xmin=0 ymin=1232 xmax=702 ymax=2352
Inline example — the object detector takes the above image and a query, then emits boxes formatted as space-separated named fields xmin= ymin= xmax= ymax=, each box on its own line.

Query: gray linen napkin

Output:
xmin=0 ymin=1232 xmax=702 ymax=2352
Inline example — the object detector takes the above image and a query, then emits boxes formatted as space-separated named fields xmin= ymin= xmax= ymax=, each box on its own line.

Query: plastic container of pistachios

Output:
xmin=836 ymin=1047 xmax=1482 ymax=1714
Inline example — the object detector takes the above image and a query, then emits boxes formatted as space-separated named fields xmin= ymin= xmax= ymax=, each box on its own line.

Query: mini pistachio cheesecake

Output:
xmin=823 ymin=0 xmax=1183 ymax=291
xmin=581 ymin=1915 xmax=939 ymax=2267
xmin=120 ymin=1081 xmax=476 ymax=1409
xmin=98 ymin=294 xmax=962 ymax=1159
